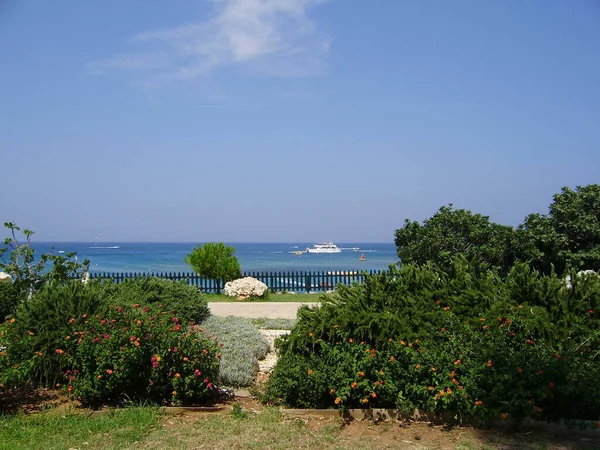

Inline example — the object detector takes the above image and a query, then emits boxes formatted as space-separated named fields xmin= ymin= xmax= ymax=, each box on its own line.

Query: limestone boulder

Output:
xmin=0 ymin=272 xmax=13 ymax=283
xmin=565 ymin=270 xmax=599 ymax=289
xmin=224 ymin=277 xmax=268 ymax=298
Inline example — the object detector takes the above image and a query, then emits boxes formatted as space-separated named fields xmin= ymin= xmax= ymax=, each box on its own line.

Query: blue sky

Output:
xmin=1 ymin=0 xmax=599 ymax=242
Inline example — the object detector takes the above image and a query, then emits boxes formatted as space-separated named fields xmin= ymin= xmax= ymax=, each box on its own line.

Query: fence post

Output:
xmin=305 ymin=272 xmax=311 ymax=293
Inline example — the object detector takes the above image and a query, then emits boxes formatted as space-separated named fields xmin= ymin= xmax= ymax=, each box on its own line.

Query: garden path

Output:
xmin=207 ymin=302 xmax=318 ymax=319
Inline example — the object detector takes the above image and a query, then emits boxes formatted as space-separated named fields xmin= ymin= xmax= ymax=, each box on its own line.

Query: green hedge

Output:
xmin=265 ymin=261 xmax=600 ymax=424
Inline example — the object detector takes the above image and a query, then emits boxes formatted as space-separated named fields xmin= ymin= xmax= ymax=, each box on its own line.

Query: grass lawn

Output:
xmin=205 ymin=292 xmax=327 ymax=303
xmin=2 ymin=404 xmax=598 ymax=450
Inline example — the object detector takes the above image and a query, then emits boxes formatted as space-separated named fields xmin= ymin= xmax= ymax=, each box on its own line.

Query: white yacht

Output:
xmin=305 ymin=242 xmax=342 ymax=253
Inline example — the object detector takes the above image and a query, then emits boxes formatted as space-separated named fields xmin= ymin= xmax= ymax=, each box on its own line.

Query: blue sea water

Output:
xmin=31 ymin=242 xmax=399 ymax=274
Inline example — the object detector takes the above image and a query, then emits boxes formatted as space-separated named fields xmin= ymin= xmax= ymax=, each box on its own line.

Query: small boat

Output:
xmin=359 ymin=254 xmax=366 ymax=261
xmin=294 ymin=251 xmax=303 ymax=256
xmin=305 ymin=242 xmax=342 ymax=254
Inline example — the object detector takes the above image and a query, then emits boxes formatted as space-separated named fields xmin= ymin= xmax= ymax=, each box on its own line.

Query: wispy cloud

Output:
xmin=89 ymin=0 xmax=331 ymax=83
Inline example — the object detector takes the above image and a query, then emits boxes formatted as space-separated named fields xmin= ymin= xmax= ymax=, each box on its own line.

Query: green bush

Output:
xmin=0 ymin=278 xmax=219 ymax=407
xmin=201 ymin=315 xmax=269 ymax=387
xmin=0 ymin=281 xmax=110 ymax=387
xmin=265 ymin=261 xmax=600 ymax=424
xmin=59 ymin=304 xmax=221 ymax=407
xmin=0 ymin=283 xmax=21 ymax=322
xmin=107 ymin=277 xmax=210 ymax=324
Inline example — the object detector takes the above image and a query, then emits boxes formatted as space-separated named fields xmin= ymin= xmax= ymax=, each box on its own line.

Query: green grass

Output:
xmin=249 ymin=318 xmax=297 ymax=330
xmin=205 ymin=292 xmax=326 ymax=303
xmin=2 ymin=405 xmax=599 ymax=450
xmin=0 ymin=407 xmax=163 ymax=450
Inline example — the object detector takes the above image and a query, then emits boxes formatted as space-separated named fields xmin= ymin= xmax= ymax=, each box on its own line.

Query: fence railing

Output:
xmin=89 ymin=270 xmax=381 ymax=294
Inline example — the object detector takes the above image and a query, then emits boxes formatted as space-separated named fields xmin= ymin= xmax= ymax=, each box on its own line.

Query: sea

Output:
xmin=31 ymin=242 xmax=399 ymax=274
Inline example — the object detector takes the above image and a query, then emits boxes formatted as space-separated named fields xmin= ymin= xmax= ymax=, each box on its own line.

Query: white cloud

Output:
xmin=90 ymin=0 xmax=331 ymax=82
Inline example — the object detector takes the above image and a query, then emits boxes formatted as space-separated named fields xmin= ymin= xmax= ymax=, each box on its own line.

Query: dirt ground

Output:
xmin=2 ymin=388 xmax=599 ymax=450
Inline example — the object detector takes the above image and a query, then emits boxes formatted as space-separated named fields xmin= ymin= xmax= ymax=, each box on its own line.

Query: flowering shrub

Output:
xmin=265 ymin=261 xmax=600 ymax=424
xmin=57 ymin=304 xmax=221 ymax=407
xmin=100 ymin=277 xmax=210 ymax=324
xmin=0 ymin=280 xmax=221 ymax=407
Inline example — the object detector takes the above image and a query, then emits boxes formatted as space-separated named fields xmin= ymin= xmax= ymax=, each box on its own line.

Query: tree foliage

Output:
xmin=394 ymin=205 xmax=516 ymax=274
xmin=395 ymin=184 xmax=600 ymax=276
xmin=0 ymin=222 xmax=89 ymax=299
xmin=185 ymin=242 xmax=241 ymax=293
xmin=520 ymin=185 xmax=600 ymax=275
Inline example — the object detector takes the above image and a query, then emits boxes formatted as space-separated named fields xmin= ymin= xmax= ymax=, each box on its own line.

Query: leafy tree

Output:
xmin=394 ymin=205 xmax=516 ymax=274
xmin=185 ymin=242 xmax=241 ymax=293
xmin=0 ymin=222 xmax=89 ymax=299
xmin=519 ymin=185 xmax=600 ymax=275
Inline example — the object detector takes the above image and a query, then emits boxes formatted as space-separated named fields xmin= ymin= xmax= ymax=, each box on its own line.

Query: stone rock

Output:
xmin=223 ymin=277 xmax=268 ymax=298
xmin=565 ymin=270 xmax=599 ymax=289
xmin=0 ymin=272 xmax=13 ymax=283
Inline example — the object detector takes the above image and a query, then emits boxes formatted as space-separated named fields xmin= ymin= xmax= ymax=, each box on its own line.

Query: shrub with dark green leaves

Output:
xmin=0 ymin=282 xmax=21 ymax=322
xmin=0 ymin=281 xmax=110 ymax=387
xmin=107 ymin=277 xmax=210 ymax=324
xmin=58 ymin=304 xmax=221 ymax=407
xmin=266 ymin=260 xmax=600 ymax=424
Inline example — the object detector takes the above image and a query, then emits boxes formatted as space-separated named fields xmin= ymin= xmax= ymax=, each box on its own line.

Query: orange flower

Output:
xmin=454 ymin=359 xmax=461 ymax=365
xmin=174 ymin=373 xmax=181 ymax=378
xmin=65 ymin=336 xmax=70 ymax=340
xmin=351 ymin=382 xmax=358 ymax=389
xmin=399 ymin=340 xmax=405 ymax=346
xmin=486 ymin=360 xmax=493 ymax=367
xmin=438 ymin=390 xmax=445 ymax=397
xmin=452 ymin=378 xmax=459 ymax=385
xmin=55 ymin=349 xmax=64 ymax=354
xmin=479 ymin=318 xmax=485 ymax=322
xmin=358 ymin=371 xmax=365 ymax=377
xmin=440 ymin=327 xmax=446 ymax=331
xmin=415 ymin=364 xmax=421 ymax=369
xmin=361 ymin=398 xmax=369 ymax=404
xmin=307 ymin=369 xmax=313 ymax=375
xmin=308 ymin=332 xmax=313 ymax=337
xmin=183 ymin=357 xmax=189 ymax=362
xmin=334 ymin=397 xmax=341 ymax=405
xmin=482 ymin=325 xmax=489 ymax=330
xmin=446 ymin=387 xmax=452 ymax=394
xmin=518 ymin=305 xmax=523 ymax=309
xmin=106 ymin=369 xmax=113 ymax=375
xmin=526 ymin=339 xmax=535 ymax=345
xmin=348 ymin=338 xmax=353 ymax=343
xmin=388 ymin=338 xmax=393 ymax=343
xmin=430 ymin=367 xmax=437 ymax=372
xmin=474 ymin=400 xmax=483 ymax=406
xmin=329 ymin=388 xmax=335 ymax=395
xmin=389 ymin=356 xmax=395 ymax=362
xmin=172 ymin=390 xmax=177 ymax=396
xmin=134 ymin=341 xmax=140 ymax=347
xmin=371 ymin=392 xmax=377 ymax=398
xmin=408 ymin=342 xmax=413 ymax=348
xmin=427 ymin=386 xmax=434 ymax=391
xmin=450 ymin=371 xmax=455 ymax=377
xmin=414 ymin=339 xmax=420 ymax=343
xmin=379 ymin=370 xmax=384 ymax=375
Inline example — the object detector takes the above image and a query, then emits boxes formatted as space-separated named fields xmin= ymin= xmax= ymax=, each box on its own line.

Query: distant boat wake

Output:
xmin=89 ymin=246 xmax=120 ymax=249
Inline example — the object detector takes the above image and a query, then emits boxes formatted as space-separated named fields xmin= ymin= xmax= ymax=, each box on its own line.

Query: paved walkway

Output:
xmin=208 ymin=302 xmax=319 ymax=319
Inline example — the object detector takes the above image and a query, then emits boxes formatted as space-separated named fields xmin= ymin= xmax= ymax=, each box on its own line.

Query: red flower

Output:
xmin=68 ymin=385 xmax=73 ymax=392
xmin=526 ymin=339 xmax=535 ymax=345
xmin=106 ymin=369 xmax=113 ymax=375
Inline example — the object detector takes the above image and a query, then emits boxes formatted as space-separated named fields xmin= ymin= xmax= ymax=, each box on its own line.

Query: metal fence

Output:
xmin=89 ymin=270 xmax=382 ymax=293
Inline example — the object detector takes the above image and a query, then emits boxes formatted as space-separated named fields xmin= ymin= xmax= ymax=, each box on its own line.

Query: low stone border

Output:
xmin=281 ymin=408 xmax=600 ymax=437
xmin=74 ymin=403 xmax=600 ymax=437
